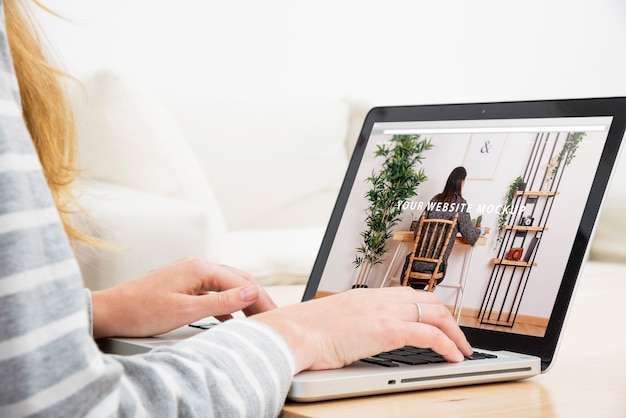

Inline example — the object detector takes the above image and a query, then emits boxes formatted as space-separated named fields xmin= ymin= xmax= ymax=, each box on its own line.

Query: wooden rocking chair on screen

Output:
xmin=401 ymin=212 xmax=458 ymax=292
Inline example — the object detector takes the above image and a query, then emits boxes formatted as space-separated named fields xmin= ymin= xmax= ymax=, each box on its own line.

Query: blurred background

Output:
xmin=31 ymin=0 xmax=626 ymax=287
xmin=36 ymin=0 xmax=626 ymax=105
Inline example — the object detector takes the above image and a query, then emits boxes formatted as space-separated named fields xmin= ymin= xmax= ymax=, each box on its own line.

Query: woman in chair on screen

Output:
xmin=402 ymin=166 xmax=490 ymax=290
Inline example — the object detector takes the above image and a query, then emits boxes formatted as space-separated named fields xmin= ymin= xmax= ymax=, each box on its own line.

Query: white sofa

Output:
xmin=70 ymin=71 xmax=626 ymax=291
xmin=71 ymin=71 xmax=370 ymax=290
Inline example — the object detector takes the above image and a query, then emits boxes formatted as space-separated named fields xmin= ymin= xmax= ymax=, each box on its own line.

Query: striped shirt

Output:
xmin=0 ymin=7 xmax=294 ymax=417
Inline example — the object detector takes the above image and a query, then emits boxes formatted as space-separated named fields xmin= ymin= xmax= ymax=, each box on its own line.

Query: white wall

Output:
xmin=36 ymin=0 xmax=626 ymax=105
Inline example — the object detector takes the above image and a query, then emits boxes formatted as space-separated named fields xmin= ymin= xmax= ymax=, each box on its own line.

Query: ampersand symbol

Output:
xmin=480 ymin=140 xmax=492 ymax=154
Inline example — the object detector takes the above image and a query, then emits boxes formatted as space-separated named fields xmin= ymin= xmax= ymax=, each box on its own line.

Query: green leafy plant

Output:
xmin=353 ymin=134 xmax=433 ymax=287
xmin=497 ymin=175 xmax=524 ymax=244
xmin=552 ymin=132 xmax=586 ymax=175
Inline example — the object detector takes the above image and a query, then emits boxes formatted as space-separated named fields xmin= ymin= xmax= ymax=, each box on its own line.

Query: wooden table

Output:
xmin=280 ymin=261 xmax=626 ymax=417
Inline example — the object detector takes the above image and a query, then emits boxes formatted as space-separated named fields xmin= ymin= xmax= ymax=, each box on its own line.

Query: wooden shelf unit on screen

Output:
xmin=478 ymin=131 xmax=573 ymax=328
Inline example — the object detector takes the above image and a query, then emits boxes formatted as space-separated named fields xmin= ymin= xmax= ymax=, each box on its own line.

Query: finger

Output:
xmin=387 ymin=289 xmax=472 ymax=356
xmin=185 ymin=262 xmax=278 ymax=313
xmin=375 ymin=288 xmax=471 ymax=356
xmin=404 ymin=322 xmax=466 ymax=362
xmin=185 ymin=285 xmax=260 ymax=319
xmin=410 ymin=303 xmax=473 ymax=357
xmin=380 ymin=300 xmax=472 ymax=358
xmin=209 ymin=265 xmax=278 ymax=313
xmin=343 ymin=289 xmax=472 ymax=359
xmin=219 ymin=265 xmax=278 ymax=313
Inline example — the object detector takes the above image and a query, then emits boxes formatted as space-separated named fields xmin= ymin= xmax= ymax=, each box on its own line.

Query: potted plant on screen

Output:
xmin=496 ymin=175 xmax=524 ymax=245
xmin=353 ymin=134 xmax=433 ymax=288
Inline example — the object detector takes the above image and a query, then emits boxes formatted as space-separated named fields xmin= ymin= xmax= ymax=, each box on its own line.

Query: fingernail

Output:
xmin=452 ymin=350 xmax=465 ymax=363
xmin=240 ymin=285 xmax=258 ymax=302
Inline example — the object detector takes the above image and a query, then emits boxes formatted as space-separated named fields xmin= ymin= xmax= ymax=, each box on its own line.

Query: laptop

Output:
xmin=287 ymin=97 xmax=626 ymax=401
xmin=101 ymin=97 xmax=626 ymax=402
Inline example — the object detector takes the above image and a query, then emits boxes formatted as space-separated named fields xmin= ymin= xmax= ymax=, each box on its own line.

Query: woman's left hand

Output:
xmin=91 ymin=258 xmax=276 ymax=339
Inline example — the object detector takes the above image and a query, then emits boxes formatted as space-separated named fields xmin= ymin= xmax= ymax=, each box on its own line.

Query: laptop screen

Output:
xmin=303 ymin=98 xmax=626 ymax=367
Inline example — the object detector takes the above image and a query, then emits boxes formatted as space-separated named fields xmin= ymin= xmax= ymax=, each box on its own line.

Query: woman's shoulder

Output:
xmin=451 ymin=194 xmax=468 ymax=204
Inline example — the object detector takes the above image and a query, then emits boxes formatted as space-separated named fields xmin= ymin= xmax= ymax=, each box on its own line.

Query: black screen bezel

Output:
xmin=302 ymin=97 xmax=626 ymax=371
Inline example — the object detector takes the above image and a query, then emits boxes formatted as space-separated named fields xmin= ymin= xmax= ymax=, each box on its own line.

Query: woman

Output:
xmin=403 ymin=166 xmax=490 ymax=289
xmin=0 ymin=1 xmax=471 ymax=416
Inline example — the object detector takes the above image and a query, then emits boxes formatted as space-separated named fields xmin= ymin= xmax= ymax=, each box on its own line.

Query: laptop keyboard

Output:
xmin=360 ymin=346 xmax=497 ymax=367
xmin=189 ymin=323 xmax=500 ymax=368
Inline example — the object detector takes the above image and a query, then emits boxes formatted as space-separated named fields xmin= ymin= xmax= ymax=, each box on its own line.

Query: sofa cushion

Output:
xmin=70 ymin=71 xmax=356 ymax=286
xmin=73 ymin=72 xmax=192 ymax=196
xmin=74 ymin=180 xmax=207 ymax=290
xmin=218 ymin=227 xmax=326 ymax=286
xmin=161 ymin=96 xmax=351 ymax=230
xmin=71 ymin=71 xmax=227 ymax=254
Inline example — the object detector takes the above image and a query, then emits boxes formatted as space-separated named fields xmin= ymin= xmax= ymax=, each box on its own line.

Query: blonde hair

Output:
xmin=4 ymin=0 xmax=94 ymax=244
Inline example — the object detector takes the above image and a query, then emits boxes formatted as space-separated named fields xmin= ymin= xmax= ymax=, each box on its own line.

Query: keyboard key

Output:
xmin=360 ymin=357 xmax=400 ymax=367
xmin=360 ymin=347 xmax=498 ymax=367
xmin=465 ymin=351 xmax=498 ymax=361
xmin=376 ymin=353 xmax=430 ymax=365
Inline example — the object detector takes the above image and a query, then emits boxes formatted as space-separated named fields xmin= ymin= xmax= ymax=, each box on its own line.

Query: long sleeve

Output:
xmin=0 ymin=11 xmax=294 ymax=418
xmin=456 ymin=209 xmax=481 ymax=246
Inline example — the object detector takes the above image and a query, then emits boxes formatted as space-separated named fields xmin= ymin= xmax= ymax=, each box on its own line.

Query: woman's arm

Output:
xmin=0 ymin=49 xmax=291 ymax=414
xmin=456 ymin=207 xmax=482 ymax=245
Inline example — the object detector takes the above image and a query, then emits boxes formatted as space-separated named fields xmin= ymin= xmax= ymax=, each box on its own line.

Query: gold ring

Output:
xmin=415 ymin=302 xmax=422 ymax=323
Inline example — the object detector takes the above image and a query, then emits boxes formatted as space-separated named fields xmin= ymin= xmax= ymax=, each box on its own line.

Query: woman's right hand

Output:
xmin=252 ymin=287 xmax=473 ymax=373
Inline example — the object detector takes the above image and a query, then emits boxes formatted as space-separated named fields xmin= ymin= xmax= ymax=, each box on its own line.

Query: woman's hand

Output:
xmin=91 ymin=258 xmax=276 ymax=339
xmin=91 ymin=260 xmax=473 ymax=375
xmin=252 ymin=287 xmax=473 ymax=373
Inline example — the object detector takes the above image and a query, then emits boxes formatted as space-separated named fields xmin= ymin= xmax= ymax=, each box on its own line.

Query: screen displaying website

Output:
xmin=314 ymin=116 xmax=613 ymax=337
